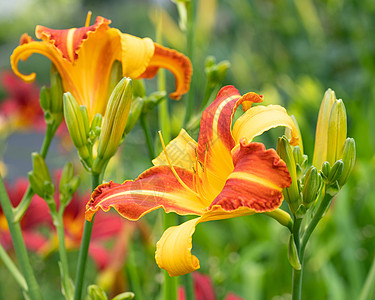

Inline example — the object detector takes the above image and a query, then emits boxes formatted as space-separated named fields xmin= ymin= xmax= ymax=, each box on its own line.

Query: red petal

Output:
xmin=210 ymin=141 xmax=291 ymax=212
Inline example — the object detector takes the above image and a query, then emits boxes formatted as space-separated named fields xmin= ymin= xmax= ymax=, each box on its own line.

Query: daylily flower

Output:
xmin=85 ymin=85 xmax=299 ymax=276
xmin=11 ymin=14 xmax=192 ymax=120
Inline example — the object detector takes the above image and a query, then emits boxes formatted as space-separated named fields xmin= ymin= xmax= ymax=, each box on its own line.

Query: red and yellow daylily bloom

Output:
xmin=85 ymin=85 xmax=299 ymax=276
xmin=10 ymin=14 xmax=192 ymax=119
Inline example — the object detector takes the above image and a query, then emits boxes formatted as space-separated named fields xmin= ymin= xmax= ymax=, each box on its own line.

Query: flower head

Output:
xmin=85 ymin=86 xmax=299 ymax=276
xmin=11 ymin=14 xmax=192 ymax=120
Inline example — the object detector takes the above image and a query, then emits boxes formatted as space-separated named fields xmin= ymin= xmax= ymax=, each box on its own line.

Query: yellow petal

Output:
xmin=152 ymin=129 xmax=197 ymax=170
xmin=155 ymin=206 xmax=254 ymax=277
xmin=232 ymin=105 xmax=299 ymax=146
xmin=121 ymin=34 xmax=155 ymax=78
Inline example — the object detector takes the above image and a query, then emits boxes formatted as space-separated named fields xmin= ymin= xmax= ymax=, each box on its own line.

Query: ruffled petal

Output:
xmin=232 ymin=105 xmax=299 ymax=146
xmin=152 ymin=129 xmax=197 ymax=170
xmin=120 ymin=34 xmax=155 ymax=78
xmin=196 ymin=86 xmax=263 ymax=196
xmin=138 ymin=43 xmax=193 ymax=100
xmin=35 ymin=16 xmax=111 ymax=62
xmin=85 ymin=165 xmax=205 ymax=222
xmin=209 ymin=141 xmax=291 ymax=211
xmin=155 ymin=206 xmax=254 ymax=276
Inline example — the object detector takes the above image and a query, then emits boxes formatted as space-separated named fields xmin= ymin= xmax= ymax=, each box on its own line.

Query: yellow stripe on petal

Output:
xmin=156 ymin=206 xmax=254 ymax=277
xmin=232 ymin=105 xmax=299 ymax=146
xmin=121 ymin=34 xmax=155 ymax=78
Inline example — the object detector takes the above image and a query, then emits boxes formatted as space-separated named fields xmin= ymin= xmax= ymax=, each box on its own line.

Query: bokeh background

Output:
xmin=0 ymin=0 xmax=374 ymax=299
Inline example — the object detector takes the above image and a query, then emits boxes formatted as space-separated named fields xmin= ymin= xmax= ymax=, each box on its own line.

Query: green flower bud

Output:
xmin=321 ymin=161 xmax=331 ymax=183
xmin=63 ymin=92 xmax=91 ymax=163
xmin=124 ymin=97 xmax=144 ymax=135
xmin=313 ymin=89 xmax=336 ymax=170
xmin=88 ymin=113 xmax=103 ymax=144
xmin=142 ymin=91 xmax=166 ymax=113
xmin=338 ymin=138 xmax=356 ymax=187
xmin=171 ymin=0 xmax=188 ymax=31
xmin=86 ymin=284 xmax=107 ymax=300
xmin=112 ymin=292 xmax=135 ymax=300
xmin=328 ymin=159 xmax=344 ymax=183
xmin=28 ymin=153 xmax=54 ymax=199
xmin=205 ymin=56 xmax=231 ymax=88
xmin=302 ymin=166 xmax=322 ymax=208
xmin=276 ymin=136 xmax=301 ymax=214
xmin=59 ymin=162 xmax=80 ymax=207
xmin=39 ymin=86 xmax=51 ymax=112
xmin=50 ymin=65 xmax=64 ymax=123
xmin=132 ymin=79 xmax=146 ymax=99
xmin=80 ymin=106 xmax=90 ymax=138
xmin=93 ymin=77 xmax=132 ymax=174
xmin=106 ymin=61 xmax=123 ymax=101
xmin=288 ymin=234 xmax=301 ymax=270
xmin=326 ymin=99 xmax=347 ymax=165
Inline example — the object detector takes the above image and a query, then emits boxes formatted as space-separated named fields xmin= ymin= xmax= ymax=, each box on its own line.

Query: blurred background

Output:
xmin=0 ymin=0 xmax=374 ymax=299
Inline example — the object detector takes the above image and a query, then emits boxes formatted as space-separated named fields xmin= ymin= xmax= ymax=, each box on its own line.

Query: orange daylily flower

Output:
xmin=10 ymin=14 xmax=192 ymax=119
xmin=85 ymin=85 xmax=299 ymax=276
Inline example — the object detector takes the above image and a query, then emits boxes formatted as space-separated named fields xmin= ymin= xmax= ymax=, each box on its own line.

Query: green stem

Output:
xmin=300 ymin=192 xmax=333 ymax=257
xmin=182 ymin=273 xmax=195 ymax=300
xmin=184 ymin=0 xmax=196 ymax=125
xmin=360 ymin=254 xmax=375 ymax=300
xmin=291 ymin=216 xmax=303 ymax=300
xmin=54 ymin=209 xmax=73 ymax=300
xmin=292 ymin=266 xmax=303 ymax=300
xmin=73 ymin=174 xmax=100 ymax=300
xmin=140 ymin=114 xmax=155 ymax=161
xmin=14 ymin=123 xmax=58 ymax=222
xmin=163 ymin=213 xmax=177 ymax=300
xmin=0 ymin=176 xmax=42 ymax=300
xmin=0 ymin=243 xmax=27 ymax=291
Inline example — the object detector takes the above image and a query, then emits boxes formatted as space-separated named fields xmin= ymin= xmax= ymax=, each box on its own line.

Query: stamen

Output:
xmin=158 ymin=131 xmax=200 ymax=197
xmin=85 ymin=11 xmax=92 ymax=27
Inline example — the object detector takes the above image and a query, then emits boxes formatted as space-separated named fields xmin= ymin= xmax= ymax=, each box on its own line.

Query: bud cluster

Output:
xmin=64 ymin=78 xmax=133 ymax=175
xmin=39 ymin=65 xmax=64 ymax=128
xmin=276 ymin=89 xmax=355 ymax=219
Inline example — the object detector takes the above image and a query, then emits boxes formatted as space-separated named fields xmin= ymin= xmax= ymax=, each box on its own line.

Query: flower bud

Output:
xmin=59 ymin=162 xmax=80 ymax=207
xmin=124 ymin=97 xmax=144 ymax=135
xmin=86 ymin=285 xmax=107 ymax=300
xmin=88 ymin=113 xmax=103 ymax=144
xmin=288 ymin=234 xmax=301 ymax=270
xmin=63 ymin=92 xmax=91 ymax=163
xmin=321 ymin=161 xmax=331 ymax=183
xmin=49 ymin=65 xmax=64 ymax=123
xmin=313 ymin=89 xmax=336 ymax=170
xmin=28 ymin=152 xmax=54 ymax=199
xmin=39 ymin=86 xmax=51 ymax=112
xmin=132 ymin=79 xmax=146 ymax=99
xmin=93 ymin=77 xmax=132 ymax=174
xmin=326 ymin=99 xmax=347 ymax=165
xmin=112 ymin=292 xmax=135 ymax=300
xmin=107 ymin=60 xmax=123 ymax=101
xmin=338 ymin=138 xmax=356 ymax=187
xmin=276 ymin=136 xmax=301 ymax=214
xmin=302 ymin=166 xmax=322 ymax=208
xmin=328 ymin=159 xmax=344 ymax=183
